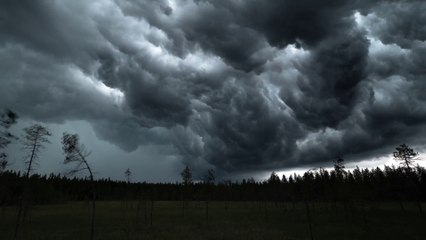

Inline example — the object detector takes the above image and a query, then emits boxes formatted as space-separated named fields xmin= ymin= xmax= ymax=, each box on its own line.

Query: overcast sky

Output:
xmin=1 ymin=0 xmax=426 ymax=182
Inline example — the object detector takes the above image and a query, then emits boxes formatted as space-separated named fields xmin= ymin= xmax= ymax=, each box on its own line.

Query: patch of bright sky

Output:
xmin=296 ymin=127 xmax=343 ymax=152
xmin=69 ymin=66 xmax=125 ymax=107
xmin=269 ymin=152 xmax=426 ymax=181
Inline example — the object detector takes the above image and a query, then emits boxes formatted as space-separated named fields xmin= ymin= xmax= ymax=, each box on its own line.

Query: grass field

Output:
xmin=1 ymin=201 xmax=425 ymax=240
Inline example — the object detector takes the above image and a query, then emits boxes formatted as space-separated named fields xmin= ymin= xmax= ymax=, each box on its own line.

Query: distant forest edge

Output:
xmin=1 ymin=109 xmax=425 ymax=206
xmin=0 ymin=164 xmax=425 ymax=204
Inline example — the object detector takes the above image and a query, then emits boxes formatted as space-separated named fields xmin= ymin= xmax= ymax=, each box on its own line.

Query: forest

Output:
xmin=1 ymin=109 xmax=425 ymax=240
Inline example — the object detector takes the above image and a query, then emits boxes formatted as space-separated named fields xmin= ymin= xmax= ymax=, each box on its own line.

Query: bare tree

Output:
xmin=0 ymin=109 xmax=18 ymax=172
xmin=14 ymin=124 xmax=51 ymax=239
xmin=393 ymin=144 xmax=419 ymax=171
xmin=61 ymin=132 xmax=96 ymax=240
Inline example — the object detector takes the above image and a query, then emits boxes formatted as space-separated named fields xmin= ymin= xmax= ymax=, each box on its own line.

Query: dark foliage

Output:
xmin=0 ymin=165 xmax=425 ymax=205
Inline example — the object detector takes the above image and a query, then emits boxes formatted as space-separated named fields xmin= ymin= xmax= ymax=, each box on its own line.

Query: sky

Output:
xmin=1 ymin=0 xmax=426 ymax=182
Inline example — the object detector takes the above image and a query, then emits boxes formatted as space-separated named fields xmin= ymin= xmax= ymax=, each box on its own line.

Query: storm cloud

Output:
xmin=1 ymin=0 xmax=426 ymax=178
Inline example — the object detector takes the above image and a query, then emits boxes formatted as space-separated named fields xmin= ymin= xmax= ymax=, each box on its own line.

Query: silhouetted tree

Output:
xmin=62 ymin=132 xmax=96 ymax=240
xmin=0 ymin=109 xmax=18 ymax=172
xmin=267 ymin=171 xmax=281 ymax=206
xmin=22 ymin=124 xmax=52 ymax=179
xmin=181 ymin=166 xmax=192 ymax=186
xmin=393 ymin=144 xmax=419 ymax=171
xmin=180 ymin=165 xmax=192 ymax=215
xmin=393 ymin=144 xmax=423 ymax=214
xmin=125 ymin=168 xmax=132 ymax=183
xmin=267 ymin=171 xmax=280 ymax=184
xmin=333 ymin=156 xmax=345 ymax=174
xmin=14 ymin=124 xmax=51 ymax=239
xmin=203 ymin=169 xmax=215 ymax=221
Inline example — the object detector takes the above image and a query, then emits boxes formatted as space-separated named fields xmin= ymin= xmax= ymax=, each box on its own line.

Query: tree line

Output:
xmin=1 ymin=109 xmax=425 ymax=239
xmin=1 ymin=108 xmax=425 ymax=206
xmin=1 ymin=160 xmax=425 ymax=203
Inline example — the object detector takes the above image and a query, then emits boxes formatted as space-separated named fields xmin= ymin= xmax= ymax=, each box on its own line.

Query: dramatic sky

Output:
xmin=1 ymin=0 xmax=426 ymax=182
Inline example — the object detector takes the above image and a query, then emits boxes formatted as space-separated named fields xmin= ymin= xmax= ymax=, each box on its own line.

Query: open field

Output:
xmin=1 ymin=201 xmax=425 ymax=240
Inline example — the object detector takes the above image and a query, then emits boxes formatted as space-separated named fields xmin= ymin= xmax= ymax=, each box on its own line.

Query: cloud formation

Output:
xmin=1 ymin=0 xmax=426 ymax=177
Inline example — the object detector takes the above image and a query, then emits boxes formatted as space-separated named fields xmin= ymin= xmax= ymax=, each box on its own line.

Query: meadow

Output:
xmin=1 ymin=201 xmax=425 ymax=240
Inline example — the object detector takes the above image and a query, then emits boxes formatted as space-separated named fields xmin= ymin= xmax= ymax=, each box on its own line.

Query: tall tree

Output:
xmin=0 ymin=109 xmax=18 ymax=172
xmin=203 ymin=169 xmax=215 ymax=221
xmin=22 ymin=124 xmax=52 ymax=178
xmin=125 ymin=168 xmax=132 ymax=183
xmin=393 ymin=144 xmax=423 ymax=214
xmin=62 ymin=133 xmax=96 ymax=240
xmin=180 ymin=165 xmax=192 ymax=215
xmin=14 ymin=124 xmax=51 ymax=239
xmin=204 ymin=169 xmax=215 ymax=185
xmin=393 ymin=144 xmax=419 ymax=171
xmin=267 ymin=171 xmax=281 ymax=184
xmin=333 ymin=156 xmax=345 ymax=174
xmin=181 ymin=166 xmax=192 ymax=186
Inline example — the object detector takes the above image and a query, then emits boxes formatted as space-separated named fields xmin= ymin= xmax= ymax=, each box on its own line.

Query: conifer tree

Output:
xmin=14 ymin=124 xmax=51 ymax=239
xmin=393 ymin=144 xmax=419 ymax=171
xmin=62 ymin=132 xmax=96 ymax=240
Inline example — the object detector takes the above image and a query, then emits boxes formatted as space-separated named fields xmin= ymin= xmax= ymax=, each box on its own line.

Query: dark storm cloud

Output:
xmin=206 ymin=0 xmax=355 ymax=46
xmin=280 ymin=28 xmax=369 ymax=129
xmin=1 ymin=0 xmax=426 ymax=177
xmin=360 ymin=1 xmax=426 ymax=48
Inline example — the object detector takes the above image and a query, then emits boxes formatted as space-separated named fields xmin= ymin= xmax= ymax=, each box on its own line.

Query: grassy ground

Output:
xmin=1 ymin=201 xmax=425 ymax=240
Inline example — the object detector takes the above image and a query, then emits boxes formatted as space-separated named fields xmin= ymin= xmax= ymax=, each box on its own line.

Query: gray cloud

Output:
xmin=1 ymin=0 xmax=426 ymax=178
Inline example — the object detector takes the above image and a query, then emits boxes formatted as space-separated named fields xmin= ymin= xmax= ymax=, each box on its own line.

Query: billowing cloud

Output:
xmin=1 ymin=0 xmax=426 ymax=178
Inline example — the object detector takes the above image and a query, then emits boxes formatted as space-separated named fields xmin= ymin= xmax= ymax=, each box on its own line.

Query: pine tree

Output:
xmin=393 ymin=144 xmax=419 ymax=171
xmin=125 ymin=168 xmax=132 ymax=183
xmin=180 ymin=165 xmax=192 ymax=215
xmin=22 ymin=124 xmax=52 ymax=178
xmin=14 ymin=124 xmax=51 ymax=239
xmin=181 ymin=166 xmax=192 ymax=186
xmin=333 ymin=156 xmax=345 ymax=174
